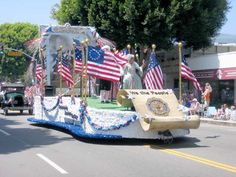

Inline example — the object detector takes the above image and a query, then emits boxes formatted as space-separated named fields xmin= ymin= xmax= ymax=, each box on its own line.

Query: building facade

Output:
xmin=159 ymin=45 xmax=236 ymax=108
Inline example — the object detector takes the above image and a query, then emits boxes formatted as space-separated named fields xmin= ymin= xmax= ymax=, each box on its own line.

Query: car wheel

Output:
xmin=4 ymin=109 xmax=8 ymax=115
xmin=29 ymin=109 xmax=33 ymax=115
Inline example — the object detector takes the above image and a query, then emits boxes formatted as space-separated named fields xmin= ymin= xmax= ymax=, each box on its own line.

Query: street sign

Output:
xmin=7 ymin=51 xmax=22 ymax=57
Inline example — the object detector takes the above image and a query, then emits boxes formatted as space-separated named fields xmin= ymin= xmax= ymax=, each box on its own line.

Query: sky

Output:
xmin=0 ymin=0 xmax=60 ymax=25
xmin=219 ymin=0 xmax=236 ymax=35
xmin=0 ymin=0 xmax=235 ymax=35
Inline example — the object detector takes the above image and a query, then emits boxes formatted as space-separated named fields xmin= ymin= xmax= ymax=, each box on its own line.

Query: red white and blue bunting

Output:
xmin=79 ymin=101 xmax=138 ymax=131
xmin=40 ymin=96 xmax=61 ymax=112
xmin=41 ymin=98 xmax=139 ymax=131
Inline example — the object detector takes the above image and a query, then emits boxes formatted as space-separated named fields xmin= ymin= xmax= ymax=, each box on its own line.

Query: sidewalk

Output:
xmin=200 ymin=117 xmax=236 ymax=127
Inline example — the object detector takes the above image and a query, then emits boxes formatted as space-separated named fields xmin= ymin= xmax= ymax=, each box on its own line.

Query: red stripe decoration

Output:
xmin=181 ymin=55 xmax=202 ymax=91
xmin=143 ymin=52 xmax=163 ymax=89
xmin=75 ymin=51 xmax=123 ymax=82
xmin=36 ymin=64 xmax=43 ymax=82
xmin=144 ymin=65 xmax=163 ymax=89
xmin=58 ymin=62 xmax=74 ymax=89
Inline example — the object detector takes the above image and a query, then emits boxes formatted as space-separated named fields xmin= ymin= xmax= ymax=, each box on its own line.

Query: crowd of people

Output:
xmin=181 ymin=82 xmax=236 ymax=120
xmin=214 ymin=104 xmax=236 ymax=120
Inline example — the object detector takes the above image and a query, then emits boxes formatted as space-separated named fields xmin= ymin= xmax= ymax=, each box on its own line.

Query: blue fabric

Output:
xmin=184 ymin=101 xmax=191 ymax=108
xmin=27 ymin=118 xmax=122 ymax=139
xmin=88 ymin=46 xmax=104 ymax=63
xmin=74 ymin=45 xmax=104 ymax=64
xmin=146 ymin=52 xmax=160 ymax=72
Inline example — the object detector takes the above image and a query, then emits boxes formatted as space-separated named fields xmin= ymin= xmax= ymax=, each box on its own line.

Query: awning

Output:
xmin=193 ymin=67 xmax=236 ymax=80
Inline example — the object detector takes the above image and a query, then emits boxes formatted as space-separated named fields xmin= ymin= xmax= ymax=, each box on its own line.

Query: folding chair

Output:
xmin=205 ymin=106 xmax=217 ymax=118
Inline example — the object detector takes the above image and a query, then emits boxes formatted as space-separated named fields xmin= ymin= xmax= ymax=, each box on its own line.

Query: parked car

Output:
xmin=0 ymin=90 xmax=33 ymax=115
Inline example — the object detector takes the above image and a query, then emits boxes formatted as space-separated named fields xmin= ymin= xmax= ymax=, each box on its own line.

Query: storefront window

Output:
xmin=218 ymin=80 xmax=234 ymax=106
xmin=173 ymin=79 xmax=235 ymax=108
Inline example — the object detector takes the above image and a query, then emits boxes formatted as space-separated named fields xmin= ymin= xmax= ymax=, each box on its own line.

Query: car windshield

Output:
xmin=5 ymin=92 xmax=24 ymax=100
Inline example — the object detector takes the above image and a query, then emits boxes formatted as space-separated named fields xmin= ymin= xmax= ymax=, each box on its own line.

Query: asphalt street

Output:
xmin=1 ymin=112 xmax=236 ymax=177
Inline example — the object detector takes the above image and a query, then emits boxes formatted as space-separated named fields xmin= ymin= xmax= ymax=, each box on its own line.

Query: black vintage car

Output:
xmin=0 ymin=91 xmax=33 ymax=115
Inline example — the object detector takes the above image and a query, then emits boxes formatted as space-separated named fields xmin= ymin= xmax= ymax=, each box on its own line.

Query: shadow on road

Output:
xmin=73 ymin=135 xmax=207 ymax=149
xmin=149 ymin=137 xmax=209 ymax=150
xmin=1 ymin=115 xmax=208 ymax=154
xmin=0 ymin=118 xmax=73 ymax=155
xmin=0 ymin=112 xmax=33 ymax=116
xmin=27 ymin=123 xmax=208 ymax=149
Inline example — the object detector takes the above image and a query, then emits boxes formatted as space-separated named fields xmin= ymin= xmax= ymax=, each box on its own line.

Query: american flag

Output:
xmin=57 ymin=52 xmax=74 ymax=89
xmin=74 ymin=45 xmax=122 ymax=82
xmin=143 ymin=52 xmax=163 ymax=89
xmin=181 ymin=54 xmax=202 ymax=91
xmin=116 ymin=48 xmax=129 ymax=56
xmin=114 ymin=49 xmax=129 ymax=66
xmin=35 ymin=57 xmax=43 ymax=82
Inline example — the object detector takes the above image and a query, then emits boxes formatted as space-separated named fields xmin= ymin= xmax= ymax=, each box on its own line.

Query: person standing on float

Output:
xmin=99 ymin=45 xmax=112 ymax=103
xmin=122 ymin=54 xmax=145 ymax=89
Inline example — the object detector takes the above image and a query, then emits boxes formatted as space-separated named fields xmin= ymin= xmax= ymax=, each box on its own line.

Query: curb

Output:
xmin=200 ymin=118 xmax=236 ymax=127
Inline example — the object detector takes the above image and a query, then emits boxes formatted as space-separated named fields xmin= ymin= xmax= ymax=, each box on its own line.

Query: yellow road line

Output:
xmin=158 ymin=148 xmax=236 ymax=173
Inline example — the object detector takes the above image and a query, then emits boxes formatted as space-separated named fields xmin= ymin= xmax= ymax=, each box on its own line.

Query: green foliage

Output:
xmin=0 ymin=23 xmax=38 ymax=82
xmin=51 ymin=0 xmax=90 ymax=25
xmin=166 ymin=0 xmax=230 ymax=49
xmin=52 ymin=0 xmax=229 ymax=50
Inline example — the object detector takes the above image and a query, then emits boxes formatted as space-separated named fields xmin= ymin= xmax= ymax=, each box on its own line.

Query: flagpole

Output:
xmin=152 ymin=44 xmax=156 ymax=53
xmin=84 ymin=39 xmax=89 ymax=102
xmin=72 ymin=42 xmax=76 ymax=97
xmin=127 ymin=44 xmax=131 ymax=54
xmin=178 ymin=42 xmax=182 ymax=103
xmin=39 ymin=47 xmax=44 ymax=96
xmin=81 ymin=40 xmax=85 ymax=101
xmin=59 ymin=45 xmax=63 ymax=96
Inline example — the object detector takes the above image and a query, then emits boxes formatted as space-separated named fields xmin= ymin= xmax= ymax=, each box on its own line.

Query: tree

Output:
xmin=52 ymin=0 xmax=229 ymax=50
xmin=51 ymin=0 xmax=90 ymax=26
xmin=166 ymin=0 xmax=230 ymax=49
xmin=0 ymin=23 xmax=38 ymax=82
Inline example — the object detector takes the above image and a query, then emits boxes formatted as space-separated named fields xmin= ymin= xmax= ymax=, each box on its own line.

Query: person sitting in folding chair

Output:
xmin=189 ymin=98 xmax=200 ymax=115
xmin=215 ymin=104 xmax=231 ymax=120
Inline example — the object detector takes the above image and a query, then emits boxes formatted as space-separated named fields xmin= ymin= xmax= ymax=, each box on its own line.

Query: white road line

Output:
xmin=0 ymin=129 xmax=11 ymax=136
xmin=36 ymin=153 xmax=68 ymax=174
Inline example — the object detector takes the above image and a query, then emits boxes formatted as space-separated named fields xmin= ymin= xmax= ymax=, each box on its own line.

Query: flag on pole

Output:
xmin=143 ymin=52 xmax=164 ymax=89
xmin=57 ymin=53 xmax=74 ymax=89
xmin=181 ymin=54 xmax=202 ymax=91
xmin=74 ymin=44 xmax=122 ymax=82
xmin=114 ymin=49 xmax=129 ymax=67
xmin=35 ymin=57 xmax=43 ymax=82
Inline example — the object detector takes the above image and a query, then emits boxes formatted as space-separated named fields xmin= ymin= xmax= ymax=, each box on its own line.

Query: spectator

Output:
xmin=99 ymin=45 xmax=112 ymax=103
xmin=189 ymin=98 xmax=200 ymax=115
xmin=202 ymin=82 xmax=212 ymax=109
xmin=215 ymin=104 xmax=230 ymax=120
xmin=214 ymin=104 xmax=224 ymax=120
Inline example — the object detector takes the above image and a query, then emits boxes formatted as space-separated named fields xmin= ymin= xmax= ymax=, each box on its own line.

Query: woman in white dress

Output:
xmin=122 ymin=54 xmax=145 ymax=89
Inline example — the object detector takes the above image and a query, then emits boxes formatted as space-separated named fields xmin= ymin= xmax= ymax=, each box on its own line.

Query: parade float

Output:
xmin=27 ymin=24 xmax=200 ymax=143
